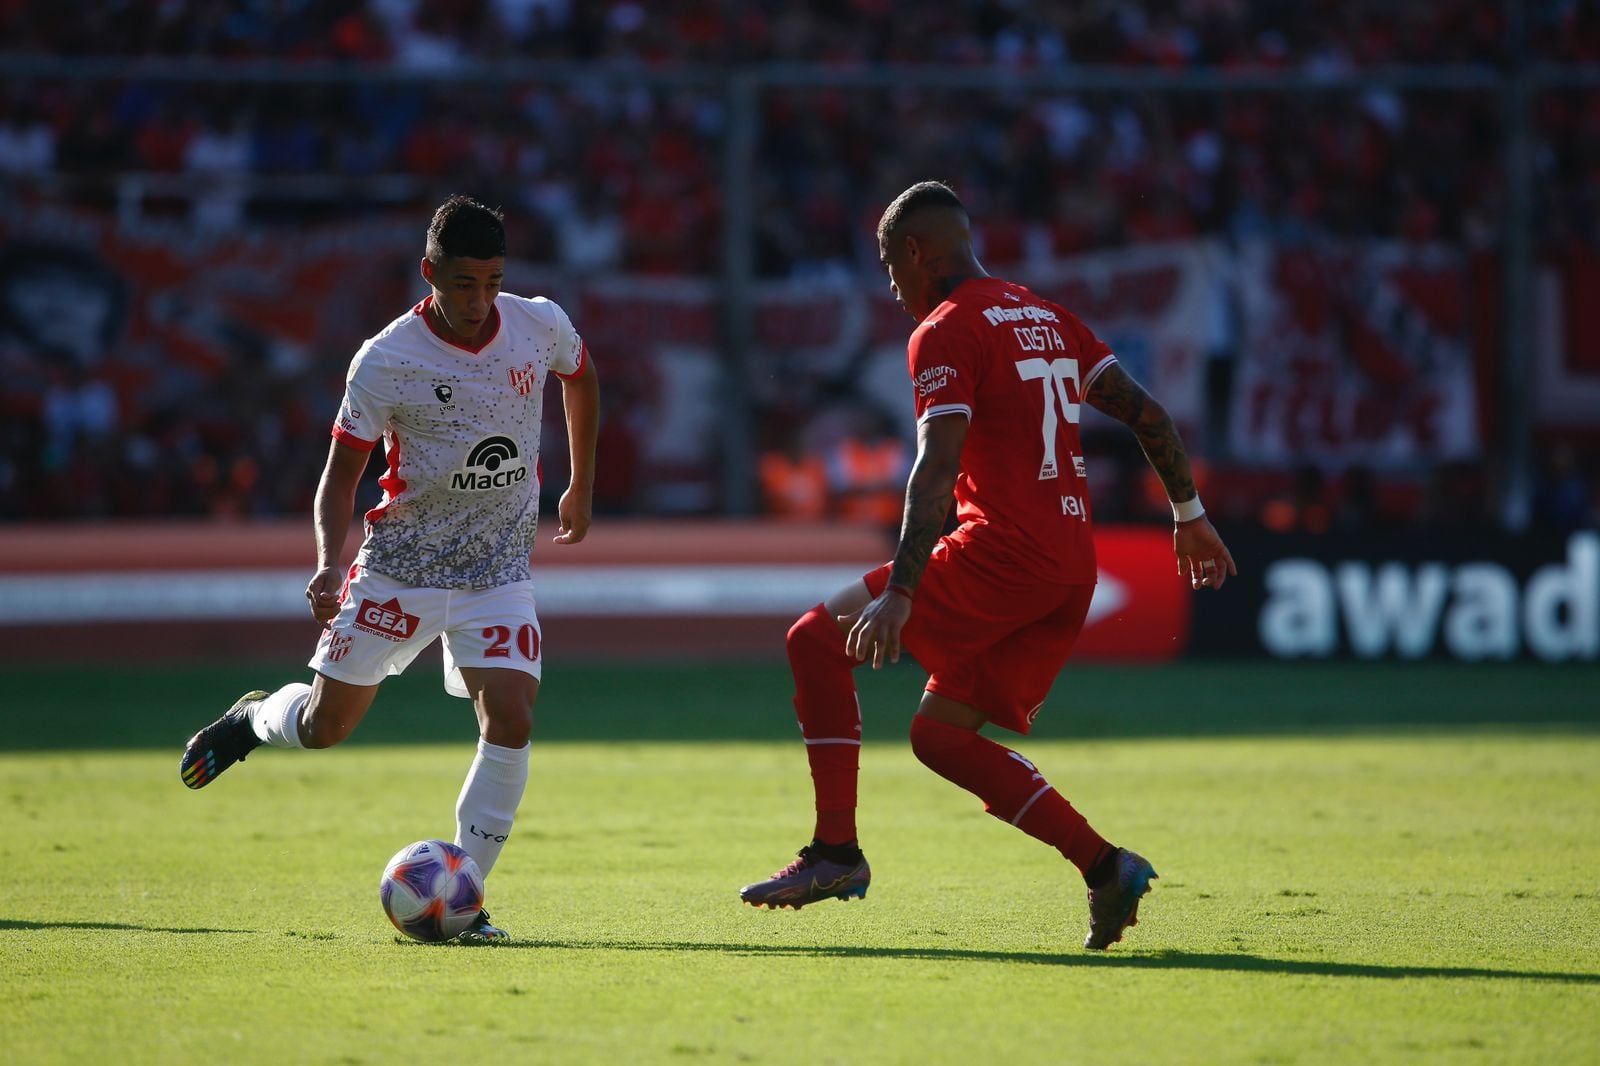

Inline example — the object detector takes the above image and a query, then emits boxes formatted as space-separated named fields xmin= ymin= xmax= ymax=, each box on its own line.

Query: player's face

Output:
xmin=880 ymin=237 xmax=932 ymax=320
xmin=422 ymin=255 xmax=504 ymax=340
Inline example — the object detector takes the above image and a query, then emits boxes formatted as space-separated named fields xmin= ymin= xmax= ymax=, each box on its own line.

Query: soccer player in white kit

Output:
xmin=179 ymin=196 xmax=600 ymax=944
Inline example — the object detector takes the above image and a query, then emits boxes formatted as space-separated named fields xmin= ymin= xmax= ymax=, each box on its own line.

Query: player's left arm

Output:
xmin=1085 ymin=361 xmax=1236 ymax=590
xmin=554 ymin=349 xmax=599 ymax=545
xmin=845 ymin=412 xmax=966 ymax=668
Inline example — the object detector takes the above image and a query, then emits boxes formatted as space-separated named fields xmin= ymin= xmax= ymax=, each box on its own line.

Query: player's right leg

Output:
xmin=181 ymin=568 xmax=438 ymax=790
xmin=739 ymin=578 xmax=873 ymax=909
xmin=180 ymin=674 xmax=380 ymax=789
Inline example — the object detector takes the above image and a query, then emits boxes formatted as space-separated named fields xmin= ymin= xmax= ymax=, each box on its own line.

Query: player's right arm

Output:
xmin=1085 ymin=361 xmax=1236 ymax=590
xmin=307 ymin=437 xmax=370 ymax=623
xmin=844 ymin=411 xmax=967 ymax=669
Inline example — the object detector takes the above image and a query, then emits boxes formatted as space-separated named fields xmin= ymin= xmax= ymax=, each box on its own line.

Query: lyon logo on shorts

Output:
xmin=507 ymin=362 xmax=538 ymax=396
xmin=353 ymin=597 xmax=419 ymax=641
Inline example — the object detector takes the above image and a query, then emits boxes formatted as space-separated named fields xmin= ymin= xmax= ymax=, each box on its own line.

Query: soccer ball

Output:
xmin=379 ymin=839 xmax=484 ymax=942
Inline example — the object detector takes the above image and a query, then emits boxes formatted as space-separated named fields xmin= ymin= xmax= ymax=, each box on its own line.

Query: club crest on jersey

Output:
xmin=352 ymin=597 xmax=418 ymax=641
xmin=507 ymin=363 xmax=538 ymax=396
xmin=450 ymin=435 xmax=529 ymax=492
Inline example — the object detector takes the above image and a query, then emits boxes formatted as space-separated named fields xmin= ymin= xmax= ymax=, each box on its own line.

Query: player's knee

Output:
xmin=787 ymin=603 xmax=843 ymax=662
xmin=909 ymin=714 xmax=973 ymax=771
xmin=479 ymin=692 xmax=534 ymax=748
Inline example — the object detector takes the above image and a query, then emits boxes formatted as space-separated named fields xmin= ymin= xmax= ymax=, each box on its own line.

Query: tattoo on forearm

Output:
xmin=1087 ymin=363 xmax=1196 ymax=503
xmin=888 ymin=471 xmax=953 ymax=591
xmin=1135 ymin=418 xmax=1197 ymax=503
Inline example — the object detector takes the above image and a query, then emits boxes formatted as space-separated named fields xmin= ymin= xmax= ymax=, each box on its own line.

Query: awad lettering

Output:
xmin=1259 ymin=532 xmax=1598 ymax=662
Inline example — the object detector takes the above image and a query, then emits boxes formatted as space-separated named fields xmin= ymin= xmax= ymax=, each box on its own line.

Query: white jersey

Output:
xmin=332 ymin=293 xmax=586 ymax=590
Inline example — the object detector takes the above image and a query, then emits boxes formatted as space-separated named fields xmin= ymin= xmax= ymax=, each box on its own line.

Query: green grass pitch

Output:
xmin=3 ymin=660 xmax=1598 ymax=1065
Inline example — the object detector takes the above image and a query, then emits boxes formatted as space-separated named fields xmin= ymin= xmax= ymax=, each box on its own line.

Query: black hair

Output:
xmin=876 ymin=181 xmax=966 ymax=249
xmin=425 ymin=195 xmax=506 ymax=261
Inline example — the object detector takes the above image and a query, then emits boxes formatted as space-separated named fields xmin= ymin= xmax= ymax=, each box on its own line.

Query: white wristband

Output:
xmin=1172 ymin=496 xmax=1206 ymax=523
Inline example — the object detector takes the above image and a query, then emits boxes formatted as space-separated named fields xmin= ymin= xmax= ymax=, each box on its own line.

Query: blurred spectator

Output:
xmin=826 ymin=411 xmax=910 ymax=528
xmin=758 ymin=423 xmax=828 ymax=522
xmin=1261 ymin=465 xmax=1334 ymax=534
xmin=1533 ymin=442 xmax=1598 ymax=531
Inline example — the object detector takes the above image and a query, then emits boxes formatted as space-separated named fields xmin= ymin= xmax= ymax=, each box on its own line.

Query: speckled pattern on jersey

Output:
xmin=332 ymin=294 xmax=584 ymax=590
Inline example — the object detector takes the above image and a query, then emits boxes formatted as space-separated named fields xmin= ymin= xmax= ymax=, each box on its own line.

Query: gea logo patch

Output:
xmin=450 ymin=435 xmax=528 ymax=491
xmin=353 ymin=597 xmax=419 ymax=641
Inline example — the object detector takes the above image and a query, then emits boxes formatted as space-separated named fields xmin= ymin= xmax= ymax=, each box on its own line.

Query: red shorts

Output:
xmin=863 ymin=535 xmax=1094 ymax=735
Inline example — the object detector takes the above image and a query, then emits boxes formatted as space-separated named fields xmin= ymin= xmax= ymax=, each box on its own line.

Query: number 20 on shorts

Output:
xmin=483 ymin=624 xmax=540 ymax=661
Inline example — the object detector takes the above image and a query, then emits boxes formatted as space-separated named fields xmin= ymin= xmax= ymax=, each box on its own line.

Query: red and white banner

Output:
xmin=1534 ymin=252 xmax=1600 ymax=427
xmin=1229 ymin=240 xmax=1479 ymax=465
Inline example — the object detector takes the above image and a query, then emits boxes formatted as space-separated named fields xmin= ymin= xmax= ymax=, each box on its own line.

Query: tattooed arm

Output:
xmin=1084 ymin=362 xmax=1198 ymax=505
xmin=1086 ymin=362 xmax=1237 ymax=590
xmin=844 ymin=413 xmax=967 ymax=668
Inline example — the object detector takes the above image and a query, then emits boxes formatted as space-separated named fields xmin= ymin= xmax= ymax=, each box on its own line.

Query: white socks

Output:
xmin=454 ymin=738 xmax=530 ymax=879
xmin=243 ymin=686 xmax=528 ymax=879
xmin=249 ymin=683 xmax=310 ymax=748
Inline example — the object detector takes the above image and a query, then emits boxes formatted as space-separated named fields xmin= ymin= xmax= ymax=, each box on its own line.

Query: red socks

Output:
xmin=786 ymin=601 xmax=1110 ymax=872
xmin=787 ymin=604 xmax=862 ymax=844
xmin=909 ymin=714 xmax=1111 ymax=875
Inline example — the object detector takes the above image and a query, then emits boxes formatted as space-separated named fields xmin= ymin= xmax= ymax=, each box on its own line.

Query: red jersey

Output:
xmin=907 ymin=277 xmax=1118 ymax=585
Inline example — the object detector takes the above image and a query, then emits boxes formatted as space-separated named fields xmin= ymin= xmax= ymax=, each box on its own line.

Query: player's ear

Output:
xmin=420 ymin=257 xmax=435 ymax=285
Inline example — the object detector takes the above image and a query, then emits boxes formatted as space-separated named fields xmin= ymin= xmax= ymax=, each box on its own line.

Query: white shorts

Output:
xmin=309 ymin=567 xmax=542 ymax=698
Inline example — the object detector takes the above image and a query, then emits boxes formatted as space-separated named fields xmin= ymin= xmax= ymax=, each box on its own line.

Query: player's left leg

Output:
xmin=909 ymin=693 xmax=1116 ymax=882
xmin=454 ymin=664 xmax=535 ymax=878
xmin=911 ymin=584 xmax=1157 ymax=949
xmin=909 ymin=694 xmax=1155 ymax=949
xmin=440 ymin=584 xmax=541 ymax=944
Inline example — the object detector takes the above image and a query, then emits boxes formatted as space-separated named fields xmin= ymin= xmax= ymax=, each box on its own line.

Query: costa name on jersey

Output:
xmin=332 ymin=294 xmax=586 ymax=590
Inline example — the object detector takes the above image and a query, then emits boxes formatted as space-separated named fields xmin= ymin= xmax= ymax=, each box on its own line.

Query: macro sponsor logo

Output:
xmin=1259 ymin=532 xmax=1598 ymax=661
xmin=914 ymin=365 xmax=957 ymax=398
xmin=353 ymin=597 xmax=419 ymax=641
xmin=982 ymin=303 xmax=1059 ymax=327
xmin=450 ymin=435 xmax=529 ymax=492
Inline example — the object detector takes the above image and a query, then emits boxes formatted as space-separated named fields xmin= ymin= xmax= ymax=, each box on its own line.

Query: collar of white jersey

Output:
xmin=413 ymin=296 xmax=502 ymax=356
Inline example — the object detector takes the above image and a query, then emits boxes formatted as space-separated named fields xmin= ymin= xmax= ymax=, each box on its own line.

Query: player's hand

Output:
xmin=842 ymin=589 xmax=913 ymax=670
xmin=553 ymin=485 xmax=592 ymax=544
xmin=1175 ymin=516 xmax=1236 ymax=591
xmin=306 ymin=566 xmax=344 ymax=624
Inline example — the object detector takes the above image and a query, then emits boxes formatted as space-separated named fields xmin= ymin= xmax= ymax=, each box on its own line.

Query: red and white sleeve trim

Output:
xmin=332 ymin=424 xmax=380 ymax=452
xmin=554 ymin=342 xmax=588 ymax=381
xmin=918 ymin=403 xmax=973 ymax=423
xmin=1082 ymin=353 xmax=1118 ymax=390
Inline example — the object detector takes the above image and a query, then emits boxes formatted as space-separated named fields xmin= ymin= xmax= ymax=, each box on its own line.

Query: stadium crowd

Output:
xmin=0 ymin=1 xmax=1597 ymax=529
xmin=0 ymin=1 xmax=1540 ymax=68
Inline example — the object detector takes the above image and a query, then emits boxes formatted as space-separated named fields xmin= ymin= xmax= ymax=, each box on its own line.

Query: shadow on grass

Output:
xmin=0 ymin=918 xmax=252 ymax=934
xmin=477 ymin=938 xmax=1600 ymax=985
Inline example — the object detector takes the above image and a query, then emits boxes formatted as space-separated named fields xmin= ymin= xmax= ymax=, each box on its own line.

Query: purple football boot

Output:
xmin=740 ymin=844 xmax=870 ymax=909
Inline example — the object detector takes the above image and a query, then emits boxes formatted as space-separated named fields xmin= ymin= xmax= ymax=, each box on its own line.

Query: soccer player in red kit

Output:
xmin=739 ymin=181 xmax=1236 ymax=949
